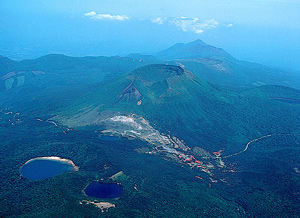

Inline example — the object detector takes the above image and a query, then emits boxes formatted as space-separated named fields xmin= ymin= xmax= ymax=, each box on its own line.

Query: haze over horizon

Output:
xmin=1 ymin=0 xmax=300 ymax=70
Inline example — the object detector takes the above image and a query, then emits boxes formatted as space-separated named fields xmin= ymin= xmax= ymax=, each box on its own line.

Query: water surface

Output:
xmin=20 ymin=157 xmax=77 ymax=180
xmin=84 ymin=182 xmax=123 ymax=199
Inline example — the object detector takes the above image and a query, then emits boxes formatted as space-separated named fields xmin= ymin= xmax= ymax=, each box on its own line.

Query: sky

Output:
xmin=0 ymin=0 xmax=300 ymax=70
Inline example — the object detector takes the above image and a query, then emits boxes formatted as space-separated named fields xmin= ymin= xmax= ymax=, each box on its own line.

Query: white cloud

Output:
xmin=170 ymin=17 xmax=219 ymax=34
xmin=227 ymin=23 xmax=233 ymax=27
xmin=84 ymin=11 xmax=129 ymax=21
xmin=151 ymin=17 xmax=165 ymax=25
xmin=84 ymin=11 xmax=96 ymax=17
xmin=195 ymin=29 xmax=204 ymax=34
xmin=151 ymin=17 xmax=219 ymax=34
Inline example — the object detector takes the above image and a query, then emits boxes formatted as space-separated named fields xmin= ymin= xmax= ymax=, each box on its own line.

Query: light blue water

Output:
xmin=20 ymin=159 xmax=74 ymax=180
xmin=84 ymin=182 xmax=123 ymax=199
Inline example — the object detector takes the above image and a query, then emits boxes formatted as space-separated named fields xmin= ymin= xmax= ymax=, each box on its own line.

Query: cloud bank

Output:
xmin=151 ymin=17 xmax=166 ymax=25
xmin=84 ymin=11 xmax=129 ymax=21
xmin=83 ymin=12 xmax=221 ymax=33
xmin=151 ymin=17 xmax=219 ymax=34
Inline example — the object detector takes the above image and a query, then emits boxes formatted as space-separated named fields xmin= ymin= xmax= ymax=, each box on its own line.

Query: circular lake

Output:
xmin=84 ymin=181 xmax=123 ymax=199
xmin=20 ymin=157 xmax=78 ymax=180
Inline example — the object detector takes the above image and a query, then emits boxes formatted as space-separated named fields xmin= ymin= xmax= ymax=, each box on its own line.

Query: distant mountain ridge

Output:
xmin=0 ymin=54 xmax=156 ymax=91
xmin=157 ymin=39 xmax=234 ymax=60
xmin=2 ymin=42 xmax=300 ymax=218
xmin=0 ymin=55 xmax=15 ymax=76
xmin=154 ymin=40 xmax=300 ymax=89
xmin=0 ymin=39 xmax=300 ymax=90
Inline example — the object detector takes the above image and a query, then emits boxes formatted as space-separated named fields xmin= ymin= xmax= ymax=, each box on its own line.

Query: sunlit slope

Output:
xmin=55 ymin=64 xmax=231 ymax=144
xmin=55 ymin=64 xmax=225 ymax=121
xmin=1 ymin=62 xmax=299 ymax=154
xmin=55 ymin=64 xmax=300 ymax=153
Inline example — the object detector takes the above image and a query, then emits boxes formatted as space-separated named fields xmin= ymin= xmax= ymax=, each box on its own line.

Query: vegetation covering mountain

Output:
xmin=1 ymin=39 xmax=299 ymax=91
xmin=0 ymin=55 xmax=16 ymax=76
xmin=176 ymin=58 xmax=299 ymax=88
xmin=2 ymin=63 xmax=299 ymax=154
xmin=155 ymin=40 xmax=300 ymax=89
xmin=54 ymin=64 xmax=300 ymax=154
xmin=0 ymin=54 xmax=155 ymax=91
xmin=1 ymin=61 xmax=300 ymax=217
xmin=1 ymin=40 xmax=300 ymax=217
xmin=126 ymin=53 xmax=160 ymax=61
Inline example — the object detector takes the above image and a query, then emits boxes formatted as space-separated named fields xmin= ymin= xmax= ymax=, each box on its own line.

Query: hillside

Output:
xmin=0 ymin=54 xmax=156 ymax=91
xmin=1 ymin=63 xmax=300 ymax=217
xmin=154 ymin=40 xmax=300 ymax=89
xmin=1 ymin=59 xmax=300 ymax=153
xmin=157 ymin=39 xmax=234 ymax=60
xmin=1 ymin=40 xmax=299 ymax=90
xmin=53 ymin=64 xmax=300 ymax=154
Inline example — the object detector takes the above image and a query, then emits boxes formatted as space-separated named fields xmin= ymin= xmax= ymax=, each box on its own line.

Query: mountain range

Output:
xmin=1 ymin=40 xmax=300 ymax=217
xmin=1 ymin=40 xmax=300 ymax=91
xmin=1 ymin=40 xmax=300 ymax=150
xmin=1 ymin=60 xmax=299 ymax=154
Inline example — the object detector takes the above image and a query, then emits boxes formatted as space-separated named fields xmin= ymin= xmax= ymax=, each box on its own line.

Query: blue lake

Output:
xmin=20 ymin=158 xmax=75 ymax=180
xmin=84 ymin=182 xmax=123 ymax=199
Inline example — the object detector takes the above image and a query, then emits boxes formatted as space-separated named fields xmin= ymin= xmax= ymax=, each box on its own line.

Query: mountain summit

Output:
xmin=157 ymin=39 xmax=234 ymax=60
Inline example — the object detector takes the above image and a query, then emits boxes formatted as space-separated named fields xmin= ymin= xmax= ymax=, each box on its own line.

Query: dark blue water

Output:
xmin=84 ymin=182 xmax=123 ymax=199
xmin=100 ymin=135 xmax=119 ymax=141
xmin=20 ymin=159 xmax=74 ymax=180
